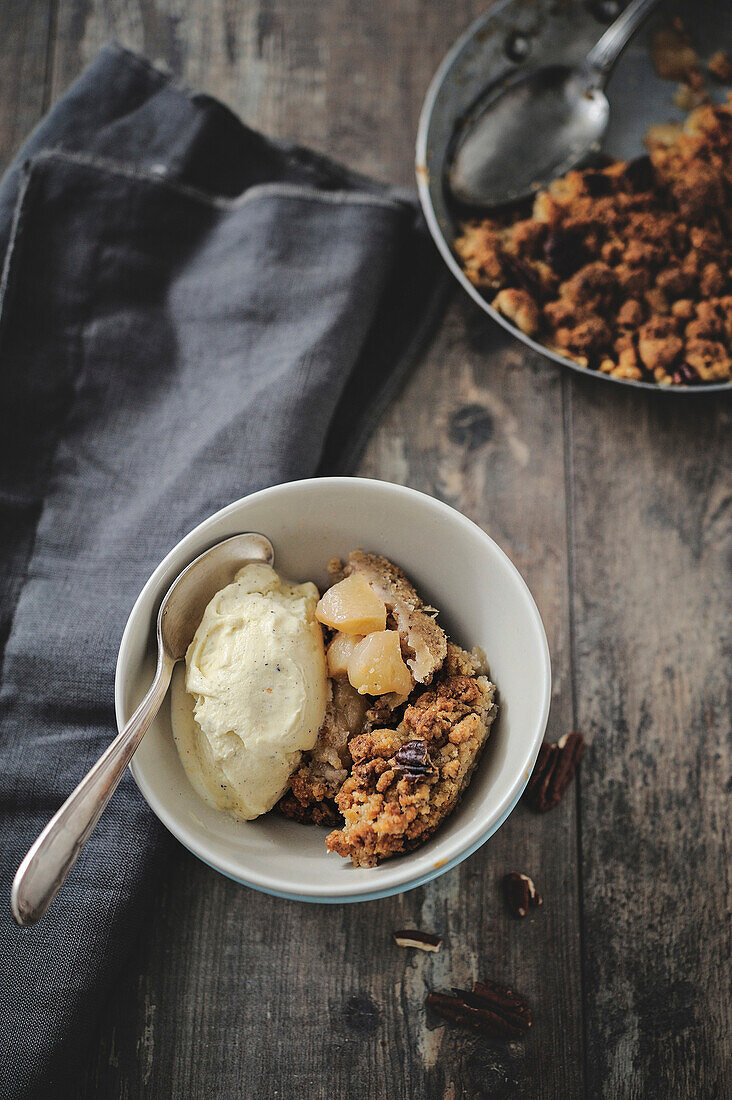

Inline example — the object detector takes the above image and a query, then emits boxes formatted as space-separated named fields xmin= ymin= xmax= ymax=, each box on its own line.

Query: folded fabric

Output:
xmin=0 ymin=44 xmax=446 ymax=1098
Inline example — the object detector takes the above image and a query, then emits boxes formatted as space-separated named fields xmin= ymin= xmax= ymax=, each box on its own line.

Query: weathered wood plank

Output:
xmin=0 ymin=0 xmax=54 ymax=173
xmin=50 ymin=0 xmax=489 ymax=188
xmin=567 ymin=377 xmax=731 ymax=1098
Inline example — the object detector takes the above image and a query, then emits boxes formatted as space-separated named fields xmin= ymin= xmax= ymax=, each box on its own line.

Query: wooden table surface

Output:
xmin=3 ymin=3 xmax=730 ymax=1097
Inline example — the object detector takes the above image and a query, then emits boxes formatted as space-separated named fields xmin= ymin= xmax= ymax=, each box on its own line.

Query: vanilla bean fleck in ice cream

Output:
xmin=172 ymin=563 xmax=328 ymax=820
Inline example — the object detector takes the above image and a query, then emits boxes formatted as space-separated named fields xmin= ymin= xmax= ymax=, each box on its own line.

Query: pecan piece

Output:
xmin=524 ymin=732 xmax=585 ymax=811
xmin=543 ymin=228 xmax=588 ymax=279
xmin=624 ymin=154 xmax=655 ymax=193
xmin=582 ymin=169 xmax=614 ymax=198
xmin=500 ymin=251 xmax=542 ymax=299
xmin=393 ymin=739 xmax=435 ymax=780
xmin=672 ymin=363 xmax=700 ymax=385
xmin=503 ymin=872 xmax=542 ymax=918
xmin=393 ymin=929 xmax=442 ymax=952
xmin=426 ymin=980 xmax=532 ymax=1040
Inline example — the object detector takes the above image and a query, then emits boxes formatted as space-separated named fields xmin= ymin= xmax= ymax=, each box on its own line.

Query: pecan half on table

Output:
xmin=503 ymin=872 xmax=542 ymax=919
xmin=524 ymin=731 xmax=585 ymax=812
xmin=426 ymin=980 xmax=532 ymax=1040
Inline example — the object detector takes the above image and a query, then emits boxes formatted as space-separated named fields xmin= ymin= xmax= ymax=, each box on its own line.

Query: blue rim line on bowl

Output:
xmin=116 ymin=477 xmax=551 ymax=901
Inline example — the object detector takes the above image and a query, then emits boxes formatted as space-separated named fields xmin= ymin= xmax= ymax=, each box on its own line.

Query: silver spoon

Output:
xmin=448 ymin=0 xmax=662 ymax=209
xmin=11 ymin=532 xmax=275 ymax=927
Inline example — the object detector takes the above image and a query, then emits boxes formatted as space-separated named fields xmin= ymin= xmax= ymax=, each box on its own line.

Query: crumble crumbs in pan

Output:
xmin=454 ymin=96 xmax=732 ymax=387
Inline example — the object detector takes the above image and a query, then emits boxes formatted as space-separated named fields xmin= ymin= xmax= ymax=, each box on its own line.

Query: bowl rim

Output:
xmin=116 ymin=476 xmax=552 ymax=902
xmin=414 ymin=0 xmax=731 ymax=396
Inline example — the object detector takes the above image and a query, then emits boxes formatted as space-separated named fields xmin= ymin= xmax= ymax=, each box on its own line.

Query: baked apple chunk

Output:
xmin=315 ymin=573 xmax=386 ymax=634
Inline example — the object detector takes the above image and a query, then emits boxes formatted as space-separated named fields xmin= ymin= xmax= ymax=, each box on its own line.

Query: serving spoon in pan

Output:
xmin=11 ymin=532 xmax=275 ymax=927
xmin=448 ymin=0 xmax=663 ymax=209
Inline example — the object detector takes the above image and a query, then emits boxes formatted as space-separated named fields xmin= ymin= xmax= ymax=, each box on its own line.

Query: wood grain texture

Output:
xmin=0 ymin=1 xmax=55 ymax=172
xmin=566 ymin=378 xmax=732 ymax=1098
xmin=50 ymin=0 xmax=491 ymax=188
xmin=2 ymin=0 xmax=728 ymax=1097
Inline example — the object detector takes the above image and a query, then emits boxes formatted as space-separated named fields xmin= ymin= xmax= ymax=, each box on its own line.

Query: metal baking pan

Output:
xmin=416 ymin=0 xmax=732 ymax=393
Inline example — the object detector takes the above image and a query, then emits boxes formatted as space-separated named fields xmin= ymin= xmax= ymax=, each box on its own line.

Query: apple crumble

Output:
xmin=454 ymin=94 xmax=732 ymax=387
xmin=325 ymin=642 xmax=497 ymax=867
xmin=278 ymin=551 xmax=498 ymax=864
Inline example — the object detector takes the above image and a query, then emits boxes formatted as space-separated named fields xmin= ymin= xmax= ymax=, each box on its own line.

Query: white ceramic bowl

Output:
xmin=116 ymin=477 xmax=551 ymax=902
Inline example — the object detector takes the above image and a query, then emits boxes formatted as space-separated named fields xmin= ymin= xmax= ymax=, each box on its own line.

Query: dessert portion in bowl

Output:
xmin=171 ymin=550 xmax=498 ymax=867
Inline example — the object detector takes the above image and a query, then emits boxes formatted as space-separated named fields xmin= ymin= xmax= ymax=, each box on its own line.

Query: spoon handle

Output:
xmin=585 ymin=0 xmax=663 ymax=83
xmin=11 ymin=650 xmax=175 ymax=927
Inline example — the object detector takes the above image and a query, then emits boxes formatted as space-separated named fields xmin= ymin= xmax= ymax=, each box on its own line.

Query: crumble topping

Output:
xmin=324 ymin=643 xmax=497 ymax=867
xmin=709 ymin=51 xmax=732 ymax=85
xmin=454 ymin=95 xmax=732 ymax=386
xmin=651 ymin=19 xmax=701 ymax=85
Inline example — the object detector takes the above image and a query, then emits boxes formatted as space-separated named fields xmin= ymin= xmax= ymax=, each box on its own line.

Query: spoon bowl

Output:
xmin=447 ymin=0 xmax=661 ymax=209
xmin=158 ymin=532 xmax=274 ymax=661
xmin=449 ymin=64 xmax=609 ymax=208
xmin=11 ymin=531 xmax=274 ymax=926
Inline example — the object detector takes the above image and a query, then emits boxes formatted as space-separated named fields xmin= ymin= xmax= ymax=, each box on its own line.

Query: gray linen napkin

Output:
xmin=0 ymin=44 xmax=445 ymax=1098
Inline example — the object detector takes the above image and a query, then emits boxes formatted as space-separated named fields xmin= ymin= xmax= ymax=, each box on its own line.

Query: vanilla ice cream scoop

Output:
xmin=173 ymin=562 xmax=328 ymax=820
